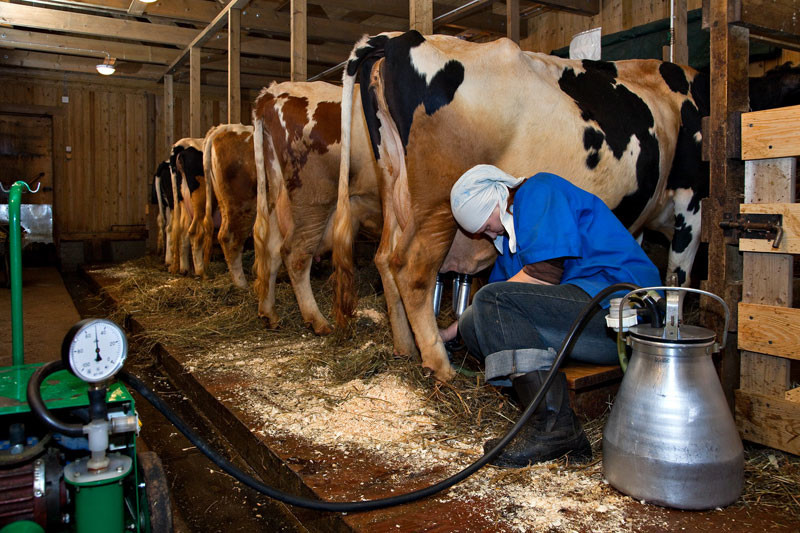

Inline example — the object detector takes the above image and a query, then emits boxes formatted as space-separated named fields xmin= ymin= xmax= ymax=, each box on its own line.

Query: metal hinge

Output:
xmin=719 ymin=213 xmax=783 ymax=248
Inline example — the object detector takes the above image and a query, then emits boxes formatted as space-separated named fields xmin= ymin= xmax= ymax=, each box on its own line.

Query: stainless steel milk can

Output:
xmin=603 ymin=287 xmax=744 ymax=510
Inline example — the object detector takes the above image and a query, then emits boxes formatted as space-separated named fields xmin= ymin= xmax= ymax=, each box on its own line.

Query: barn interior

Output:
xmin=1 ymin=1 xmax=800 ymax=532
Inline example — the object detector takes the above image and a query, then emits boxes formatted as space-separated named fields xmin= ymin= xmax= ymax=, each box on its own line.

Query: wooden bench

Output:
xmin=560 ymin=362 xmax=623 ymax=420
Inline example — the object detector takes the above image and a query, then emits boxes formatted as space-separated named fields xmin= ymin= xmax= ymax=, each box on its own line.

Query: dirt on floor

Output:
xmin=84 ymin=253 xmax=800 ymax=533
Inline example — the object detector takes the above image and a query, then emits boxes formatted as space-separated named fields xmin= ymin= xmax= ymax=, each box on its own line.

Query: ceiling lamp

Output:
xmin=96 ymin=56 xmax=116 ymax=75
xmin=139 ymin=0 xmax=158 ymax=3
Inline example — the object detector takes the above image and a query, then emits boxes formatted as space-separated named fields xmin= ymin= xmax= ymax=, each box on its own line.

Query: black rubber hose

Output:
xmin=27 ymin=361 xmax=85 ymax=437
xmin=121 ymin=282 xmax=639 ymax=513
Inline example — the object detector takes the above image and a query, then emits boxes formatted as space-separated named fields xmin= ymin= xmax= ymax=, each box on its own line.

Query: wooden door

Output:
xmin=0 ymin=113 xmax=54 ymax=205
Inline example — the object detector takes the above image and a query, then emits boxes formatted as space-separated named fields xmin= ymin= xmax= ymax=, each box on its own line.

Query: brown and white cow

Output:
xmin=334 ymin=31 xmax=711 ymax=381
xmin=168 ymin=137 xmax=205 ymax=276
xmin=252 ymin=81 xmax=381 ymax=334
xmin=201 ymin=124 xmax=256 ymax=289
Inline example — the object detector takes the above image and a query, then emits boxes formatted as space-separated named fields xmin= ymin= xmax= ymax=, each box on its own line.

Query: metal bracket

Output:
xmin=719 ymin=213 xmax=783 ymax=249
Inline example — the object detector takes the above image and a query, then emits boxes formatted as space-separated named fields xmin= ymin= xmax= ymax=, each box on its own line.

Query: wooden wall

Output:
xmin=522 ymin=0 xmax=704 ymax=54
xmin=0 ymin=68 xmax=259 ymax=248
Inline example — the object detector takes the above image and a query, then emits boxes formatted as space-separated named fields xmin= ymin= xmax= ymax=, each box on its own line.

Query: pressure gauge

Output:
xmin=61 ymin=318 xmax=128 ymax=383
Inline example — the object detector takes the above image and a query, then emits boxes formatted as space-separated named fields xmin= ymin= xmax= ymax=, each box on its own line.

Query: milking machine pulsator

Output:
xmin=2 ymin=179 xmax=744 ymax=530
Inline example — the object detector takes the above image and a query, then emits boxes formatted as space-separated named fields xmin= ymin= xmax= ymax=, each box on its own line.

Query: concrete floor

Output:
xmin=0 ymin=267 xmax=81 ymax=366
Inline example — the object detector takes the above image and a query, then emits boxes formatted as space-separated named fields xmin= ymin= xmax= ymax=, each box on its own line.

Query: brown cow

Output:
xmin=167 ymin=137 xmax=207 ymax=276
xmin=335 ymin=32 xmax=711 ymax=381
xmin=252 ymin=81 xmax=381 ymax=334
xmin=201 ymin=124 xmax=256 ymax=289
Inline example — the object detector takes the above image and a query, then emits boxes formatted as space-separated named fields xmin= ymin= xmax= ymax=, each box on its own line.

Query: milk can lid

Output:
xmin=628 ymin=324 xmax=716 ymax=344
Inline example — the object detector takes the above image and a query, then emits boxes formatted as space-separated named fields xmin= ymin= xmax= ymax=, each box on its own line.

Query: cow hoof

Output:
xmin=259 ymin=315 xmax=280 ymax=329
xmin=428 ymin=364 xmax=456 ymax=382
xmin=311 ymin=322 xmax=332 ymax=336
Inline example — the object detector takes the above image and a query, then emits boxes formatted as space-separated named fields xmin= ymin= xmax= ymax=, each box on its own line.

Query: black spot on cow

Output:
xmin=666 ymin=99 xmax=707 ymax=214
xmin=176 ymin=147 xmax=203 ymax=193
xmin=750 ymin=62 xmax=800 ymax=111
xmin=672 ymin=267 xmax=687 ymax=286
xmin=382 ymin=31 xmax=464 ymax=152
xmin=168 ymin=146 xmax=186 ymax=202
xmin=559 ymin=60 xmax=660 ymax=228
xmin=659 ymin=63 xmax=690 ymax=95
xmin=152 ymin=160 xmax=174 ymax=209
xmin=583 ymin=127 xmax=604 ymax=169
xmin=350 ymin=31 xmax=464 ymax=158
xmin=671 ymin=213 xmax=693 ymax=254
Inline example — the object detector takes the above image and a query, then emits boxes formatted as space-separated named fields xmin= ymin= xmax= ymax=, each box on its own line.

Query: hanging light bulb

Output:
xmin=139 ymin=0 xmax=158 ymax=3
xmin=96 ymin=56 xmax=116 ymax=75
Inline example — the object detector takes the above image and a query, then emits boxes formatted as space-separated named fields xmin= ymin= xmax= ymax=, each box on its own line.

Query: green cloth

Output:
xmin=550 ymin=9 xmax=778 ymax=70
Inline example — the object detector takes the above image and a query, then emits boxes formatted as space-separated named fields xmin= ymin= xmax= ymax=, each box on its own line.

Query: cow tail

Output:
xmin=201 ymin=128 xmax=217 ymax=268
xmin=168 ymin=148 xmax=182 ymax=274
xmin=154 ymin=171 xmax=166 ymax=256
xmin=332 ymin=68 xmax=358 ymax=327
xmin=252 ymin=113 xmax=269 ymax=301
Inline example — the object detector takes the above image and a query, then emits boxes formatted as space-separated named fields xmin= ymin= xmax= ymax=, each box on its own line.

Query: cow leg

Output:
xmin=218 ymin=209 xmax=249 ymax=289
xmin=373 ymin=212 xmax=417 ymax=357
xmin=283 ymin=207 xmax=334 ymax=336
xmin=389 ymin=219 xmax=456 ymax=381
xmin=178 ymin=209 xmax=192 ymax=276
xmin=188 ymin=182 xmax=207 ymax=278
xmin=667 ymin=188 xmax=701 ymax=287
xmin=164 ymin=207 xmax=173 ymax=266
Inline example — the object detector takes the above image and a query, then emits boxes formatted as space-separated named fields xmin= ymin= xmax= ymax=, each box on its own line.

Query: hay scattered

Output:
xmin=89 ymin=253 xmax=800 ymax=525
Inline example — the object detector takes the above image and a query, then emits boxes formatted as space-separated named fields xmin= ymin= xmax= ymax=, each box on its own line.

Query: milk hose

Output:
xmin=114 ymin=282 xmax=637 ymax=512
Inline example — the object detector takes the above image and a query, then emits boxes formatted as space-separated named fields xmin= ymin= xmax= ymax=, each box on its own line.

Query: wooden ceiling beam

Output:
xmin=0 ymin=3 xmax=350 ymax=65
xmin=0 ymin=49 xmax=164 ymax=79
xmin=0 ymin=27 xmax=176 ymax=64
xmin=163 ymin=0 xmax=251 ymax=76
xmin=532 ymin=1 xmax=599 ymax=16
xmin=127 ymin=0 xmax=148 ymax=16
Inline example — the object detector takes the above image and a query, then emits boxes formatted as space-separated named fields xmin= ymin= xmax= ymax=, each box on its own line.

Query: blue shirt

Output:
xmin=489 ymin=173 xmax=661 ymax=307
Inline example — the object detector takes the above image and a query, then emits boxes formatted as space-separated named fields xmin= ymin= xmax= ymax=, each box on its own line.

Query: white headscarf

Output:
xmin=450 ymin=164 xmax=525 ymax=253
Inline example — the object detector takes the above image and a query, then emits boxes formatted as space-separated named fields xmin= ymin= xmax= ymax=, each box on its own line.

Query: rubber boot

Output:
xmin=484 ymin=371 xmax=592 ymax=467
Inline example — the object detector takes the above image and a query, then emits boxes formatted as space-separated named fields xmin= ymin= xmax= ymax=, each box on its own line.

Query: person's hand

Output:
xmin=439 ymin=320 xmax=458 ymax=342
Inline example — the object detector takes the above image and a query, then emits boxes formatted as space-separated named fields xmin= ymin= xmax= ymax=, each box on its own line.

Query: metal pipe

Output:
xmin=5 ymin=180 xmax=39 ymax=366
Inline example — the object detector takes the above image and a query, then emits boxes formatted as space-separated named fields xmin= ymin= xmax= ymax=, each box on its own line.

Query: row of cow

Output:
xmin=151 ymin=80 xmax=380 ymax=336
xmin=152 ymin=31 xmax=800 ymax=381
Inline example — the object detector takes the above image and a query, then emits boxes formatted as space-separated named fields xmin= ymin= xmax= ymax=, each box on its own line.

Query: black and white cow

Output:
xmin=334 ymin=31 xmax=713 ymax=380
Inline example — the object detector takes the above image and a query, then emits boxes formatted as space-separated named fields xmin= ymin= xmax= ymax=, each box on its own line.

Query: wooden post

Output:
xmin=410 ymin=0 xmax=433 ymax=35
xmin=228 ymin=8 xmax=241 ymax=124
xmin=507 ymin=0 xmax=520 ymax=44
xmin=190 ymin=46 xmax=201 ymax=138
xmin=290 ymin=0 xmax=307 ymax=82
xmin=164 ymin=73 xmax=174 ymax=153
xmin=673 ymin=0 xmax=688 ymax=65
xmin=703 ymin=0 xmax=750 ymax=409
xmin=740 ymin=158 xmax=795 ymax=395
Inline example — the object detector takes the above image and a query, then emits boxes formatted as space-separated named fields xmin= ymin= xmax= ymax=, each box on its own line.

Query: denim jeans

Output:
xmin=458 ymin=282 xmax=618 ymax=382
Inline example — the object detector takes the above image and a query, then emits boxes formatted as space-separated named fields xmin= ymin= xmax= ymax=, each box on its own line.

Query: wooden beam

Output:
xmin=702 ymin=0 xmax=750 ymax=410
xmin=672 ymin=0 xmax=688 ymax=65
xmin=730 ymin=0 xmax=800 ymax=48
xmin=507 ymin=0 xmax=519 ymax=43
xmin=531 ymin=1 xmax=599 ymax=16
xmin=291 ymin=0 xmax=306 ymax=82
xmin=190 ymin=47 xmax=201 ymax=138
xmin=0 ymin=28 xmax=175 ymax=65
xmin=0 ymin=49 xmax=162 ymax=79
xmin=163 ymin=0 xmax=251 ymax=76
xmin=228 ymin=7 xmax=241 ymax=123
xmin=787 ymin=386 xmax=800 ymax=403
xmin=0 ymin=3 xmax=193 ymax=47
xmin=740 ymin=201 xmax=800 ymax=254
xmin=0 ymin=2 xmax=349 ymax=66
xmin=127 ymin=0 xmax=148 ymax=16
xmin=410 ymin=0 xmax=433 ymax=34
xmin=741 ymin=104 xmax=800 ymax=160
xmin=735 ymin=389 xmax=800 ymax=454
xmin=739 ymin=302 xmax=800 ymax=361
xmin=165 ymin=73 xmax=174 ymax=155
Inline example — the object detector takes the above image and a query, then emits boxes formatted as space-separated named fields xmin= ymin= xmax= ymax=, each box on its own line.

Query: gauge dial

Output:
xmin=61 ymin=319 xmax=128 ymax=383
